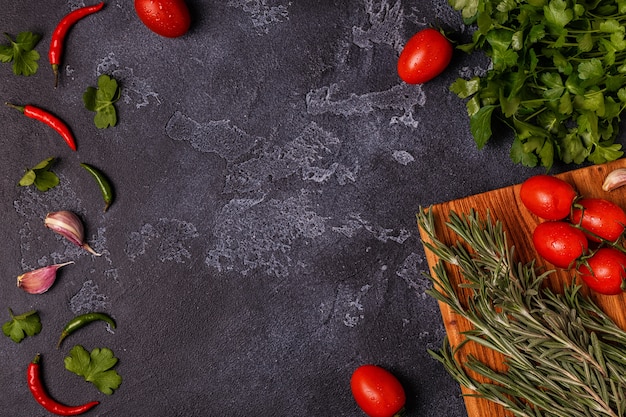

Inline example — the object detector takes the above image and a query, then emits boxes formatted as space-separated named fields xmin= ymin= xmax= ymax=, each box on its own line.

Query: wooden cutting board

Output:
xmin=418 ymin=158 xmax=626 ymax=417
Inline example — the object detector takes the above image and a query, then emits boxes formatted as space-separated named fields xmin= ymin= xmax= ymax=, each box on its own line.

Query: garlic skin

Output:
xmin=603 ymin=168 xmax=626 ymax=192
xmin=44 ymin=211 xmax=101 ymax=256
xmin=17 ymin=261 xmax=74 ymax=294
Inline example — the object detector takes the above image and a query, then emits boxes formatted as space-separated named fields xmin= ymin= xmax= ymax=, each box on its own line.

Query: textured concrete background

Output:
xmin=0 ymin=1 xmax=581 ymax=416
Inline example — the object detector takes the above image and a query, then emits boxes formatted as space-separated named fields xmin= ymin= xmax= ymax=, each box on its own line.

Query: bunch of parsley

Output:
xmin=449 ymin=0 xmax=626 ymax=169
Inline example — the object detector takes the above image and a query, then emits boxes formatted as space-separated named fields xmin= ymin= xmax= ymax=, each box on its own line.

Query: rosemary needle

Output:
xmin=417 ymin=207 xmax=626 ymax=417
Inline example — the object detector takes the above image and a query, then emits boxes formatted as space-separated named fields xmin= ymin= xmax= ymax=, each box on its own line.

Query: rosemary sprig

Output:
xmin=417 ymin=207 xmax=626 ymax=417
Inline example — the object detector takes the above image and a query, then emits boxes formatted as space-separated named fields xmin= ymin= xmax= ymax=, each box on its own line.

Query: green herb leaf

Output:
xmin=469 ymin=105 xmax=496 ymax=149
xmin=450 ymin=77 xmax=481 ymax=99
xmin=18 ymin=157 xmax=59 ymax=192
xmin=589 ymin=142 xmax=624 ymax=165
xmin=83 ymin=74 xmax=121 ymax=129
xmin=64 ymin=345 xmax=122 ymax=395
xmin=510 ymin=136 xmax=538 ymax=167
xmin=540 ymin=72 xmax=565 ymax=99
xmin=0 ymin=32 xmax=41 ymax=76
xmin=578 ymin=59 xmax=604 ymax=81
xmin=448 ymin=0 xmax=479 ymax=20
xmin=528 ymin=24 xmax=546 ymax=43
xmin=544 ymin=0 xmax=573 ymax=29
xmin=34 ymin=170 xmax=61 ymax=192
xmin=486 ymin=29 xmax=518 ymax=71
xmin=2 ymin=308 xmax=41 ymax=343
xmin=560 ymin=131 xmax=587 ymax=164
xmin=0 ymin=45 xmax=12 ymax=62
xmin=18 ymin=170 xmax=36 ymax=187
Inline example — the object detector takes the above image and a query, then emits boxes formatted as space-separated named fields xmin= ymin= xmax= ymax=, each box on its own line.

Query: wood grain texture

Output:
xmin=418 ymin=158 xmax=626 ymax=417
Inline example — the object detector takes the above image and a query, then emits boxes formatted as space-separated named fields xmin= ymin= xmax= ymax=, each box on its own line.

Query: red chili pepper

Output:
xmin=49 ymin=2 xmax=105 ymax=87
xmin=6 ymin=103 xmax=77 ymax=151
xmin=28 ymin=354 xmax=99 ymax=416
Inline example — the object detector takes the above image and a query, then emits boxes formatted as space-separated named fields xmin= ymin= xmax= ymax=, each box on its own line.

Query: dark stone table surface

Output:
xmin=0 ymin=1 xmax=588 ymax=416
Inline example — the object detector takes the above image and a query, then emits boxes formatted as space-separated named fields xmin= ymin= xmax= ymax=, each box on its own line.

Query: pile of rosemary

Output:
xmin=417 ymin=207 xmax=626 ymax=417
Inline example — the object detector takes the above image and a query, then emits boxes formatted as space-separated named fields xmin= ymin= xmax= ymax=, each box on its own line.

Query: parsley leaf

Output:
xmin=64 ymin=345 xmax=122 ymax=395
xmin=0 ymin=32 xmax=41 ymax=76
xmin=18 ymin=157 xmax=59 ymax=192
xmin=450 ymin=77 xmax=480 ymax=99
xmin=83 ymin=74 xmax=121 ymax=129
xmin=469 ymin=105 xmax=496 ymax=149
xmin=448 ymin=0 xmax=479 ymax=20
xmin=544 ymin=0 xmax=573 ymax=30
xmin=2 ymin=308 xmax=42 ymax=343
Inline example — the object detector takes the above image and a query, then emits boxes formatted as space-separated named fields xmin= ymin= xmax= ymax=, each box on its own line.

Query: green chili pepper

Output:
xmin=80 ymin=162 xmax=113 ymax=212
xmin=57 ymin=312 xmax=116 ymax=349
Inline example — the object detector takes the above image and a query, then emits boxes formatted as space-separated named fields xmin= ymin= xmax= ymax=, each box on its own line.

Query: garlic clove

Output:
xmin=45 ymin=211 xmax=83 ymax=246
xmin=603 ymin=168 xmax=626 ymax=192
xmin=17 ymin=261 xmax=74 ymax=294
xmin=44 ymin=211 xmax=101 ymax=256
xmin=602 ymin=168 xmax=626 ymax=191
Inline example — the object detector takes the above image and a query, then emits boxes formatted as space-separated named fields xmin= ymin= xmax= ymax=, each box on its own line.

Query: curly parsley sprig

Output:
xmin=449 ymin=0 xmax=626 ymax=169
xmin=417 ymin=207 xmax=626 ymax=417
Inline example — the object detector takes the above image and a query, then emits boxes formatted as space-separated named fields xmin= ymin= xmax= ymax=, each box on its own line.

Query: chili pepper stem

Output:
xmin=52 ymin=64 xmax=59 ymax=88
xmin=393 ymin=409 xmax=405 ymax=417
xmin=5 ymin=102 xmax=25 ymax=113
xmin=56 ymin=331 xmax=69 ymax=349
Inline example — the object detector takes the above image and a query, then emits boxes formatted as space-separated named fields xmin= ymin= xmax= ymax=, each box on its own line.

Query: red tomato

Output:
xmin=134 ymin=0 xmax=191 ymax=38
xmin=577 ymin=247 xmax=626 ymax=295
xmin=532 ymin=221 xmax=588 ymax=269
xmin=397 ymin=28 xmax=453 ymax=84
xmin=350 ymin=365 xmax=406 ymax=417
xmin=519 ymin=175 xmax=577 ymax=220
xmin=570 ymin=198 xmax=626 ymax=242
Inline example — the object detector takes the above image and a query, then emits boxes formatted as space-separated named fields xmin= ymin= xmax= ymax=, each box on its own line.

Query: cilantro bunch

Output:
xmin=449 ymin=0 xmax=626 ymax=169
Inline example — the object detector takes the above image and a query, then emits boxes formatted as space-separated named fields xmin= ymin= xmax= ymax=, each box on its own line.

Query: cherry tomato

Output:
xmin=577 ymin=247 xmax=626 ymax=295
xmin=519 ymin=175 xmax=577 ymax=220
xmin=397 ymin=28 xmax=453 ymax=84
xmin=350 ymin=365 xmax=406 ymax=417
xmin=570 ymin=198 xmax=626 ymax=242
xmin=134 ymin=0 xmax=191 ymax=38
xmin=532 ymin=221 xmax=588 ymax=269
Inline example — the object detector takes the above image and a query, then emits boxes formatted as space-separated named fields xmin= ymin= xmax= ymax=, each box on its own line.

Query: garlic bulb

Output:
xmin=44 ymin=211 xmax=101 ymax=256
